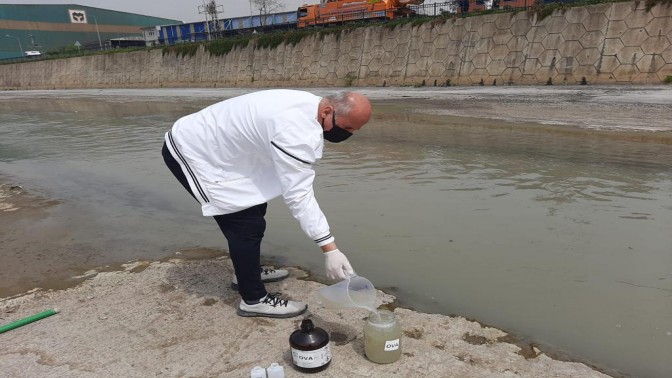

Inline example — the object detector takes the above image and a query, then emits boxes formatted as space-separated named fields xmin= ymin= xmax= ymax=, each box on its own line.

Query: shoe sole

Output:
xmin=236 ymin=305 xmax=307 ymax=319
xmin=230 ymin=274 xmax=289 ymax=290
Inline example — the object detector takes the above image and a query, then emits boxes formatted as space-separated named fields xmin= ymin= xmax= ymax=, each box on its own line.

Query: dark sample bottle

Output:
xmin=289 ymin=318 xmax=331 ymax=373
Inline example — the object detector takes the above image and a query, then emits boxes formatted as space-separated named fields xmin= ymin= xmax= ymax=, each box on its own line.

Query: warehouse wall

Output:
xmin=0 ymin=4 xmax=180 ymax=59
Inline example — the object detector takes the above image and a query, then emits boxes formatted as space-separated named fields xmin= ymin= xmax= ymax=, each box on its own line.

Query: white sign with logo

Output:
xmin=69 ymin=9 xmax=88 ymax=24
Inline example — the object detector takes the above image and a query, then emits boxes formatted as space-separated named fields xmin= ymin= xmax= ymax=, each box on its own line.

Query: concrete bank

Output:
xmin=0 ymin=256 xmax=612 ymax=378
xmin=1 ymin=1 xmax=671 ymax=89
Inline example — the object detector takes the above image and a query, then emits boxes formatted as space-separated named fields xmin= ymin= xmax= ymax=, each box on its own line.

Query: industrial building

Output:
xmin=0 ymin=4 xmax=181 ymax=59
xmin=157 ymin=11 xmax=297 ymax=45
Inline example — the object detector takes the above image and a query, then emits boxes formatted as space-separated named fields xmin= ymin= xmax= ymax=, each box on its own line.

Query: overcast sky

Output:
xmin=0 ymin=1 xmax=446 ymax=23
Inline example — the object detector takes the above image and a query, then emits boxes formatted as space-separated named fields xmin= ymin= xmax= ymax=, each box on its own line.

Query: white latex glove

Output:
xmin=324 ymin=249 xmax=355 ymax=280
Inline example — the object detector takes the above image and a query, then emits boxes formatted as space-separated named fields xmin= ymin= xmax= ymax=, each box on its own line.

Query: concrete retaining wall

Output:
xmin=1 ymin=1 xmax=671 ymax=88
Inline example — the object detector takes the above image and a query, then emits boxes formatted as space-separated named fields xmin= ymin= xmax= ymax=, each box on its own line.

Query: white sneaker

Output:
xmin=237 ymin=293 xmax=307 ymax=318
xmin=231 ymin=267 xmax=289 ymax=290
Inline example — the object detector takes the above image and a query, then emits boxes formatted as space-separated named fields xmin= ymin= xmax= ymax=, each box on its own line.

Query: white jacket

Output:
xmin=164 ymin=90 xmax=334 ymax=247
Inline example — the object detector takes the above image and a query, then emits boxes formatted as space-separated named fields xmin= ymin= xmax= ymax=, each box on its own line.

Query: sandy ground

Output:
xmin=0 ymin=185 xmax=612 ymax=377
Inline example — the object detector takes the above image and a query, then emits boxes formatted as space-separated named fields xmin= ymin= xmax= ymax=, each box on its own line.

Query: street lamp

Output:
xmin=5 ymin=34 xmax=24 ymax=57
xmin=28 ymin=34 xmax=40 ymax=50
xmin=90 ymin=15 xmax=103 ymax=50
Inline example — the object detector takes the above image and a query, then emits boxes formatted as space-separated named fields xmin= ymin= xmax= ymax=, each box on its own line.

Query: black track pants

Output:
xmin=162 ymin=142 xmax=268 ymax=301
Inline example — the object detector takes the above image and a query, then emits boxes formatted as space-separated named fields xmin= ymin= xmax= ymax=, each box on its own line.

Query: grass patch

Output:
xmin=201 ymin=28 xmax=344 ymax=56
xmin=527 ymin=0 xmax=569 ymax=20
xmin=527 ymin=0 xmax=636 ymax=21
xmin=257 ymin=29 xmax=315 ymax=49
xmin=206 ymin=38 xmax=250 ymax=56
xmin=0 ymin=46 xmax=150 ymax=65
xmin=410 ymin=16 xmax=435 ymax=27
xmin=644 ymin=0 xmax=672 ymax=11
xmin=665 ymin=75 xmax=672 ymax=84
xmin=162 ymin=43 xmax=199 ymax=58
xmin=344 ymin=72 xmax=357 ymax=86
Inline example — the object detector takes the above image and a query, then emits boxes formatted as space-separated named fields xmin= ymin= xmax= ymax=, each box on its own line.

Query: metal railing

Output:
xmin=408 ymin=0 xmax=625 ymax=17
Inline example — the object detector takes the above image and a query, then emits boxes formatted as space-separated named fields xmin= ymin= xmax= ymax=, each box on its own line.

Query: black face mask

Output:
xmin=322 ymin=111 xmax=352 ymax=143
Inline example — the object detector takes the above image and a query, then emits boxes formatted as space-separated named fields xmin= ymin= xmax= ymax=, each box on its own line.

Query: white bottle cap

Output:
xmin=250 ymin=365 xmax=267 ymax=378
xmin=266 ymin=362 xmax=285 ymax=378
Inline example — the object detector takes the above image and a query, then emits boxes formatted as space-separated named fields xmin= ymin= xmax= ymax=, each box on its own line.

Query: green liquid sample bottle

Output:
xmin=289 ymin=319 xmax=331 ymax=373
xmin=364 ymin=309 xmax=402 ymax=364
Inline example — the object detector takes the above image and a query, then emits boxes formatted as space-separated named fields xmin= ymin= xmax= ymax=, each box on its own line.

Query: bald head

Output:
xmin=318 ymin=91 xmax=372 ymax=133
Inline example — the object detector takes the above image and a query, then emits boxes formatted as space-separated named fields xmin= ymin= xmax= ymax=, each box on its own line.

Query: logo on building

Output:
xmin=69 ymin=9 xmax=88 ymax=23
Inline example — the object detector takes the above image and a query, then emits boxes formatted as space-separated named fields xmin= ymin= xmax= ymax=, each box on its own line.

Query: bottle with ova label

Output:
xmin=364 ymin=309 xmax=402 ymax=364
xmin=289 ymin=318 xmax=332 ymax=373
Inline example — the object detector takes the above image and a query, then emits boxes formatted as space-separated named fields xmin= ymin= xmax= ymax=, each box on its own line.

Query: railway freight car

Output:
xmin=156 ymin=1 xmax=426 ymax=45
xmin=297 ymin=0 xmax=425 ymax=27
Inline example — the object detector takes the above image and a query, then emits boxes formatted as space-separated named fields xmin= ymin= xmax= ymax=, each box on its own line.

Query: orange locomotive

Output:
xmin=297 ymin=0 xmax=425 ymax=28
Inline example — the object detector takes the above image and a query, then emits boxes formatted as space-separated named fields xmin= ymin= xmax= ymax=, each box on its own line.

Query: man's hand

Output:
xmin=323 ymin=249 xmax=354 ymax=280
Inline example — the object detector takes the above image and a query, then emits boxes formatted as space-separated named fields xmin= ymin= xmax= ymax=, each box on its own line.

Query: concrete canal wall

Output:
xmin=1 ymin=1 xmax=671 ymax=88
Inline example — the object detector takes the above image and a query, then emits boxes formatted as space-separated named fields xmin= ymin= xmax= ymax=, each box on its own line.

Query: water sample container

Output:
xmin=289 ymin=318 xmax=332 ymax=373
xmin=364 ymin=310 xmax=402 ymax=364
xmin=250 ymin=365 xmax=267 ymax=378
xmin=266 ymin=362 xmax=285 ymax=378
xmin=317 ymin=275 xmax=377 ymax=312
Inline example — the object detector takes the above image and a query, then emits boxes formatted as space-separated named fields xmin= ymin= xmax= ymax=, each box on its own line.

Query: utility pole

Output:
xmin=199 ymin=0 xmax=211 ymax=41
xmin=199 ymin=0 xmax=223 ymax=41
xmin=5 ymin=34 xmax=24 ymax=57
xmin=91 ymin=15 xmax=103 ymax=50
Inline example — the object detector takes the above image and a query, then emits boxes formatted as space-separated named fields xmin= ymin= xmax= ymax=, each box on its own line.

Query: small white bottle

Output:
xmin=250 ymin=365 xmax=267 ymax=378
xmin=266 ymin=362 xmax=285 ymax=378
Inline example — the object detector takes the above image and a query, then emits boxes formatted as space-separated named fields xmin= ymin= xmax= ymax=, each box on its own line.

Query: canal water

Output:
xmin=0 ymin=88 xmax=670 ymax=377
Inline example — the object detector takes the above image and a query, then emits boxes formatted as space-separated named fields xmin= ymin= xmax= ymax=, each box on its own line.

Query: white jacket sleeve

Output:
xmin=269 ymin=136 xmax=334 ymax=247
